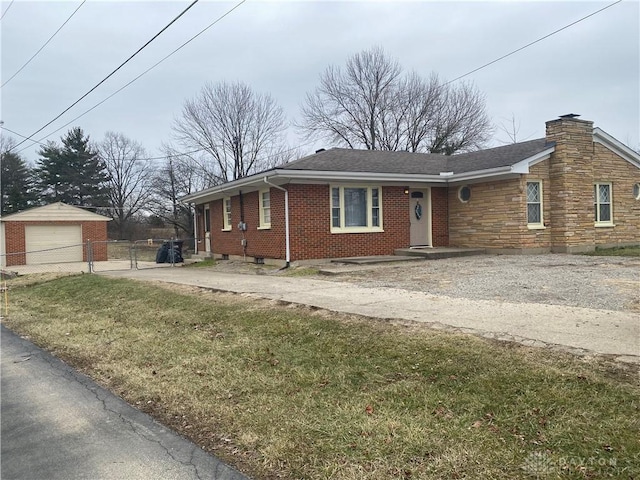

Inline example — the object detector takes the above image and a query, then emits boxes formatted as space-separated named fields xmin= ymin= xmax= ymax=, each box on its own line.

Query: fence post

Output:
xmin=170 ymin=237 xmax=175 ymax=267
xmin=87 ymin=240 xmax=93 ymax=273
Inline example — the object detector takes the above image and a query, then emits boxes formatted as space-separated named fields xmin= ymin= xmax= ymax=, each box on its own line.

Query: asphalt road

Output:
xmin=1 ymin=324 xmax=249 ymax=480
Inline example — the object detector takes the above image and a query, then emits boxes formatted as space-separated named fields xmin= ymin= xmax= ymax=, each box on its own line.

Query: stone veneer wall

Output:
xmin=546 ymin=118 xmax=596 ymax=253
xmin=448 ymin=179 xmax=527 ymax=250
xmin=592 ymin=143 xmax=640 ymax=247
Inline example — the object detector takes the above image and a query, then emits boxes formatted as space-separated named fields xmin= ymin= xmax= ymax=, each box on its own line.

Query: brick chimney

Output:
xmin=546 ymin=115 xmax=595 ymax=253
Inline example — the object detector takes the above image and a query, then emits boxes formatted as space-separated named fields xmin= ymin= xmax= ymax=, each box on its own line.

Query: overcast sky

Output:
xmin=1 ymin=0 xmax=638 ymax=166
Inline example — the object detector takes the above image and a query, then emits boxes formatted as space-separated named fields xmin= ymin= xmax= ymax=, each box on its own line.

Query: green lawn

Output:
xmin=585 ymin=245 xmax=640 ymax=257
xmin=3 ymin=275 xmax=639 ymax=479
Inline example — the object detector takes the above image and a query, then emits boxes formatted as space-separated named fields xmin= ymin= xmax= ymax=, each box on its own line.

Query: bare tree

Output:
xmin=148 ymin=145 xmax=215 ymax=238
xmin=300 ymin=47 xmax=402 ymax=150
xmin=172 ymin=81 xmax=288 ymax=182
xmin=99 ymin=132 xmax=153 ymax=239
xmin=298 ymin=47 xmax=493 ymax=154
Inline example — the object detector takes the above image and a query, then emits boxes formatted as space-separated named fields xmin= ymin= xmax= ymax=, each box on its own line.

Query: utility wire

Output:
xmin=14 ymin=0 xmax=247 ymax=156
xmin=0 ymin=0 xmax=15 ymax=21
xmin=1 ymin=122 xmax=314 ymax=166
xmin=10 ymin=0 xmax=200 ymax=152
xmin=444 ymin=0 xmax=622 ymax=86
xmin=2 ymin=1 xmax=87 ymax=88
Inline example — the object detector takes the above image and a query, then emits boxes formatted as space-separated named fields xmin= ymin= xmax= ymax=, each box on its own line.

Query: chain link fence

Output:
xmin=1 ymin=238 xmax=200 ymax=276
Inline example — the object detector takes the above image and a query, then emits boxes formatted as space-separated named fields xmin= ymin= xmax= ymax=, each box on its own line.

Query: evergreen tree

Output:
xmin=35 ymin=127 xmax=110 ymax=208
xmin=1 ymin=149 xmax=36 ymax=215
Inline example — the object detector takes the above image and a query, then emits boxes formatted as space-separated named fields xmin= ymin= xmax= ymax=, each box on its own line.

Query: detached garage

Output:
xmin=1 ymin=202 xmax=111 ymax=267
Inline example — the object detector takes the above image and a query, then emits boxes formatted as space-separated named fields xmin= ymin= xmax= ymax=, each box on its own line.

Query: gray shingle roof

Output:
xmin=280 ymin=138 xmax=554 ymax=175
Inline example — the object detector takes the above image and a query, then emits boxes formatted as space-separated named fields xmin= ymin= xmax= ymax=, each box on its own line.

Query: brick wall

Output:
xmin=3 ymin=221 xmax=108 ymax=266
xmin=83 ymin=221 xmax=108 ymax=261
xmin=592 ymin=143 xmax=640 ymax=247
xmin=208 ymin=189 xmax=286 ymax=260
xmin=208 ymin=184 xmax=410 ymax=261
xmin=431 ymin=187 xmax=449 ymax=246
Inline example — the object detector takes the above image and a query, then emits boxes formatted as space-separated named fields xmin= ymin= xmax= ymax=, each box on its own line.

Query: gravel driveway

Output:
xmin=213 ymin=254 xmax=640 ymax=313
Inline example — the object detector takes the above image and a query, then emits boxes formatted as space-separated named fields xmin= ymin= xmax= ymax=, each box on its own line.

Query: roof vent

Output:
xmin=559 ymin=113 xmax=580 ymax=119
xmin=315 ymin=148 xmax=325 ymax=154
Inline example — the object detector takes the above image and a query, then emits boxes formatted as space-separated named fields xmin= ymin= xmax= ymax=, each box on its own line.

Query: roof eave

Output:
xmin=593 ymin=128 xmax=640 ymax=168
xmin=181 ymin=169 xmax=449 ymax=204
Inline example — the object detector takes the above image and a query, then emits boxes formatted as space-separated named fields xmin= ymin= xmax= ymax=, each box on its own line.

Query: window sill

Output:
xmin=527 ymin=224 xmax=546 ymax=230
xmin=594 ymin=223 xmax=615 ymax=228
xmin=257 ymin=225 xmax=271 ymax=230
xmin=331 ymin=227 xmax=384 ymax=234
xmin=221 ymin=227 xmax=232 ymax=232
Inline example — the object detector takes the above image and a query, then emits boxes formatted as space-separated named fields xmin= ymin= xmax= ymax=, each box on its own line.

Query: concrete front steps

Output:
xmin=330 ymin=247 xmax=486 ymax=266
xmin=394 ymin=247 xmax=486 ymax=260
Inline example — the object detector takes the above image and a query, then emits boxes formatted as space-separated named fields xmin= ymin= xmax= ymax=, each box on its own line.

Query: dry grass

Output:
xmin=585 ymin=245 xmax=640 ymax=257
xmin=3 ymin=275 xmax=639 ymax=480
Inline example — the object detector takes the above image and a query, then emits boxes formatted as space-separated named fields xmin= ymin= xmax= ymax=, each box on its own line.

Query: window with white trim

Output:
xmin=222 ymin=197 xmax=232 ymax=231
xmin=330 ymin=186 xmax=383 ymax=233
xmin=258 ymin=189 xmax=271 ymax=229
xmin=594 ymin=183 xmax=613 ymax=225
xmin=526 ymin=181 xmax=543 ymax=227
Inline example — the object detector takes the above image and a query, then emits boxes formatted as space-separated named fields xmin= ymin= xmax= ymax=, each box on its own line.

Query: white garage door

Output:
xmin=25 ymin=225 xmax=83 ymax=265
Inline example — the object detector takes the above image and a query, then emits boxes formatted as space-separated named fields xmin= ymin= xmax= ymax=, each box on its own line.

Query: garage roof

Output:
xmin=1 ymin=202 xmax=111 ymax=222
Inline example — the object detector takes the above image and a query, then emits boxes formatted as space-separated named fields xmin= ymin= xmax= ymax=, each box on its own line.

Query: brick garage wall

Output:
xmin=448 ymin=180 xmax=526 ymax=249
xmin=3 ymin=221 xmax=108 ymax=266
xmin=431 ymin=187 xmax=449 ymax=247
xmin=3 ymin=221 xmax=26 ymax=266
xmin=592 ymin=143 xmax=640 ymax=247
xmin=82 ymin=221 xmax=108 ymax=261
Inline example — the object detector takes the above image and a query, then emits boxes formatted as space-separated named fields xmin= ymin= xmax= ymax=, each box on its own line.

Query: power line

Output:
xmin=10 ymin=0 xmax=200 ymax=152
xmin=0 ymin=0 xmax=15 ymax=21
xmin=1 ymin=1 xmax=87 ymax=89
xmin=14 ymin=0 xmax=247 ymax=156
xmin=444 ymin=0 xmax=622 ymax=86
xmin=1 ymin=122 xmax=314 ymax=166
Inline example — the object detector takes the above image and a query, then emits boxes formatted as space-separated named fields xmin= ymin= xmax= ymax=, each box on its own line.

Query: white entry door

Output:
xmin=409 ymin=189 xmax=431 ymax=247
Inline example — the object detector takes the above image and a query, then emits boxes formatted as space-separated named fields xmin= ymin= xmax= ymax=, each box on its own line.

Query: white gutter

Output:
xmin=263 ymin=177 xmax=291 ymax=266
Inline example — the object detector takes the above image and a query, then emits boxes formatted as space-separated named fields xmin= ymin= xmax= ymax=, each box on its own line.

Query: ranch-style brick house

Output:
xmin=182 ymin=115 xmax=640 ymax=265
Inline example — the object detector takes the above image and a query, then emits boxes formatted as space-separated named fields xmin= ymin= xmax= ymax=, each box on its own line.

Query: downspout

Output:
xmin=193 ymin=207 xmax=198 ymax=255
xmin=263 ymin=177 xmax=290 ymax=268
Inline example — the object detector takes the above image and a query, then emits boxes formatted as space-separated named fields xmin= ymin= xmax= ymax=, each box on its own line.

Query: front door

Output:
xmin=409 ymin=189 xmax=431 ymax=247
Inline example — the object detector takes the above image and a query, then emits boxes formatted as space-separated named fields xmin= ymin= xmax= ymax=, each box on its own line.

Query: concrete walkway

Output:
xmin=102 ymin=268 xmax=640 ymax=364
xmin=1 ymin=325 xmax=248 ymax=480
